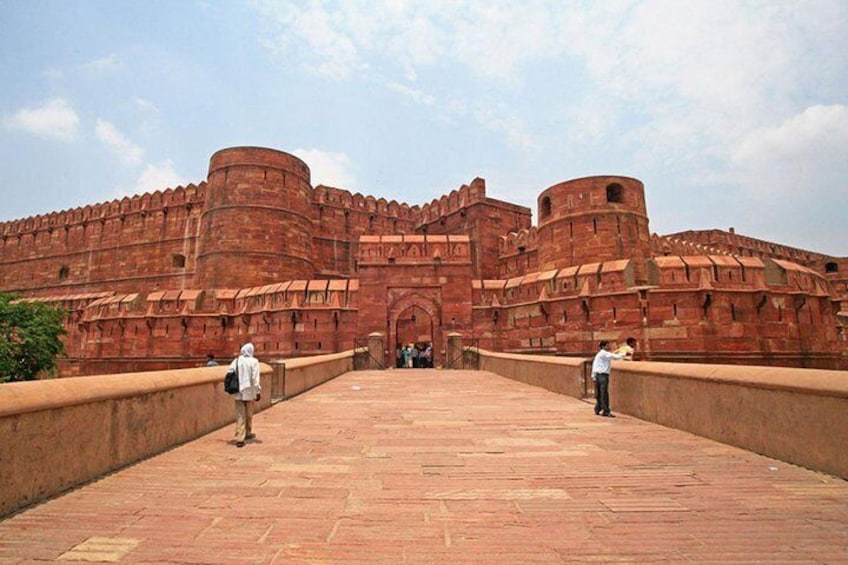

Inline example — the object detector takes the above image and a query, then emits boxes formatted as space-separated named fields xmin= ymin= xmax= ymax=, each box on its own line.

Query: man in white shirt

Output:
xmin=591 ymin=340 xmax=627 ymax=417
xmin=228 ymin=342 xmax=262 ymax=447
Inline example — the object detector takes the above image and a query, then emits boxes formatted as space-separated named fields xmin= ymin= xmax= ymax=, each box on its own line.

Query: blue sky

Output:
xmin=2 ymin=0 xmax=846 ymax=256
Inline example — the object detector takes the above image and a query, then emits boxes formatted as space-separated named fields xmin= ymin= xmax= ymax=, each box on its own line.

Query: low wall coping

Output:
xmin=271 ymin=350 xmax=353 ymax=370
xmin=472 ymin=348 xmax=848 ymax=398
xmin=613 ymin=361 xmax=848 ymax=399
xmin=472 ymin=348 xmax=587 ymax=368
xmin=0 ymin=363 xmax=273 ymax=419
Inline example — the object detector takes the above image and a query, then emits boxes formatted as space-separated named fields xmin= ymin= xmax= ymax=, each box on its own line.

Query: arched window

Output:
xmin=606 ymin=183 xmax=623 ymax=203
xmin=540 ymin=196 xmax=552 ymax=219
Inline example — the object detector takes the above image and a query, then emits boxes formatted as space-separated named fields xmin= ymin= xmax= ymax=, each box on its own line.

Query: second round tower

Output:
xmin=536 ymin=176 xmax=651 ymax=283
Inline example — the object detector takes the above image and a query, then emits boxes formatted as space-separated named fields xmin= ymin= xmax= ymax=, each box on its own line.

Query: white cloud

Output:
xmin=134 ymin=98 xmax=158 ymax=113
xmin=95 ymin=119 xmax=144 ymax=165
xmin=292 ymin=148 xmax=356 ymax=188
xmin=4 ymin=98 xmax=80 ymax=141
xmin=732 ymin=105 xmax=848 ymax=196
xmin=82 ymin=54 xmax=125 ymax=73
xmin=473 ymin=102 xmax=537 ymax=150
xmin=257 ymin=1 xmax=365 ymax=80
xmin=132 ymin=160 xmax=188 ymax=194
xmin=255 ymin=0 xmax=560 ymax=82
xmin=386 ymin=82 xmax=435 ymax=106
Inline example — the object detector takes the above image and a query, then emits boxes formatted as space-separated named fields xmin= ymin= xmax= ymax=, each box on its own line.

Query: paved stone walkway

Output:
xmin=1 ymin=370 xmax=847 ymax=563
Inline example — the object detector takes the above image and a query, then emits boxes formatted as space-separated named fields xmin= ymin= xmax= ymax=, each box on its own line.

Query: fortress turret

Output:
xmin=536 ymin=176 xmax=651 ymax=283
xmin=194 ymin=147 xmax=314 ymax=288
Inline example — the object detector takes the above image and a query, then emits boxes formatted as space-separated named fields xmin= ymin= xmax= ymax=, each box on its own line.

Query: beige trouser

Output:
xmin=234 ymin=399 xmax=253 ymax=442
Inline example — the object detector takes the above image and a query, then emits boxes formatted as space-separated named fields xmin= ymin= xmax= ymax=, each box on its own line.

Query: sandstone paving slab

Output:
xmin=0 ymin=369 xmax=846 ymax=563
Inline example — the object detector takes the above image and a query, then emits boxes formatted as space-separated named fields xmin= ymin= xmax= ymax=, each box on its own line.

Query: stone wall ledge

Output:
xmin=612 ymin=361 xmax=848 ymax=399
xmin=0 ymin=364 xmax=271 ymax=419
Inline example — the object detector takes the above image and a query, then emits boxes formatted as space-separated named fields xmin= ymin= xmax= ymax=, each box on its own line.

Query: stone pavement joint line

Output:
xmin=1 ymin=369 xmax=847 ymax=563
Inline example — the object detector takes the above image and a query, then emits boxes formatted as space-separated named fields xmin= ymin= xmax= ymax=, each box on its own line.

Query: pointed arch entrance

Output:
xmin=388 ymin=293 xmax=441 ymax=368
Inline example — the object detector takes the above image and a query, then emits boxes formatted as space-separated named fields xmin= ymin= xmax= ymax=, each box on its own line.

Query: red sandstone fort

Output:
xmin=1 ymin=146 xmax=846 ymax=374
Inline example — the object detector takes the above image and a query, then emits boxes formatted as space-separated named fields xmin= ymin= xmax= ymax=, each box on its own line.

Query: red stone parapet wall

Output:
xmin=471 ymin=255 xmax=844 ymax=367
xmin=0 ymin=184 xmax=206 ymax=297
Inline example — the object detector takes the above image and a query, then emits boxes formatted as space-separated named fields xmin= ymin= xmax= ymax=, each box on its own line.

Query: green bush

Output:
xmin=0 ymin=294 xmax=67 ymax=382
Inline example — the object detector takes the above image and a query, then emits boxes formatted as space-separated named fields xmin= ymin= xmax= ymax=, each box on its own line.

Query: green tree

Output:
xmin=0 ymin=294 xmax=67 ymax=382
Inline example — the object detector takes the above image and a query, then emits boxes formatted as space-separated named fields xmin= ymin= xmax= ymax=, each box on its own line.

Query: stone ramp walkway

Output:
xmin=1 ymin=369 xmax=846 ymax=564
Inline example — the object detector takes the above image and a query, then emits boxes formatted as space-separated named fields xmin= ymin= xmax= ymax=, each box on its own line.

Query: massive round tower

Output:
xmin=536 ymin=176 xmax=651 ymax=282
xmin=194 ymin=147 xmax=314 ymax=288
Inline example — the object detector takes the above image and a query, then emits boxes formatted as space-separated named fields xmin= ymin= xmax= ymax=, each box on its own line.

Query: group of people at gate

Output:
xmin=396 ymin=342 xmax=433 ymax=368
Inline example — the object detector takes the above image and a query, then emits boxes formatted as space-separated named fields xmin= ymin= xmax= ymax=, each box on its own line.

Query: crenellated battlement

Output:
xmin=0 ymin=183 xmax=206 ymax=238
xmin=475 ymin=255 xmax=832 ymax=308
xmin=499 ymin=227 xmax=539 ymax=257
xmin=650 ymin=233 xmax=729 ymax=258
xmin=313 ymin=185 xmax=419 ymax=221
xmin=666 ymin=229 xmax=831 ymax=263
xmin=417 ymin=178 xmax=487 ymax=225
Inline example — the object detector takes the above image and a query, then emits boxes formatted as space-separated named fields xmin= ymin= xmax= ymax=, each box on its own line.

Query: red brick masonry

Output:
xmin=1 ymin=146 xmax=846 ymax=374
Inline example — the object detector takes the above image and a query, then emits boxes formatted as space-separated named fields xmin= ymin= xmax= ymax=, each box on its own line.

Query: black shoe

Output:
xmin=245 ymin=433 xmax=256 ymax=441
xmin=594 ymin=410 xmax=601 ymax=416
xmin=236 ymin=441 xmax=245 ymax=448
xmin=602 ymin=413 xmax=616 ymax=418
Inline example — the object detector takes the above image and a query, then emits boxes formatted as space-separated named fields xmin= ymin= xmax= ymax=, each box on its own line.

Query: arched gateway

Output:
xmin=389 ymin=293 xmax=440 ymax=366
xmin=355 ymin=234 xmax=475 ymax=370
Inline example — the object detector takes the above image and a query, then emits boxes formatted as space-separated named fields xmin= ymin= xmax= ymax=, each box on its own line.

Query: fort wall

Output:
xmin=311 ymin=185 xmax=418 ymax=276
xmin=472 ymin=255 xmax=846 ymax=368
xmin=0 ymin=184 xmax=205 ymax=297
xmin=0 ymin=145 xmax=844 ymax=375
xmin=416 ymin=178 xmax=532 ymax=279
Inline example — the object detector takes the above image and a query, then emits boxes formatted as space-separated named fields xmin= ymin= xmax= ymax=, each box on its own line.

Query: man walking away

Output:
xmin=229 ymin=342 xmax=261 ymax=447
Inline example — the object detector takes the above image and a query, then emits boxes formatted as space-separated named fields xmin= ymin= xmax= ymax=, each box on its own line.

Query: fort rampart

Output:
xmin=0 ymin=145 xmax=845 ymax=374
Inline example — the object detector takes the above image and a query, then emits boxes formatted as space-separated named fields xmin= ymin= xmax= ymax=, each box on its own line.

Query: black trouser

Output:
xmin=594 ymin=373 xmax=610 ymax=415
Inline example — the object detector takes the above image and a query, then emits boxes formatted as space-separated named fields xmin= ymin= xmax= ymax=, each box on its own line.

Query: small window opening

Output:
xmin=825 ymin=262 xmax=838 ymax=273
xmin=172 ymin=254 xmax=186 ymax=268
xmin=58 ymin=265 xmax=70 ymax=280
xmin=606 ymin=183 xmax=623 ymax=203
xmin=540 ymin=196 xmax=552 ymax=219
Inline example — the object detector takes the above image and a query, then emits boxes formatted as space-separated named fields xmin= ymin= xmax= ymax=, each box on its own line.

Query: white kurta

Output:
xmin=229 ymin=344 xmax=261 ymax=401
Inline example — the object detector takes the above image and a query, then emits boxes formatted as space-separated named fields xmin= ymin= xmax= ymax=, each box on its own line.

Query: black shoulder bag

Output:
xmin=224 ymin=358 xmax=240 ymax=394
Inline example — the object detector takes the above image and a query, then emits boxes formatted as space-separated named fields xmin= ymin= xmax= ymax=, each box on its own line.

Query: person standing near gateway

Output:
xmin=591 ymin=340 xmax=628 ymax=418
xmin=229 ymin=342 xmax=261 ymax=447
